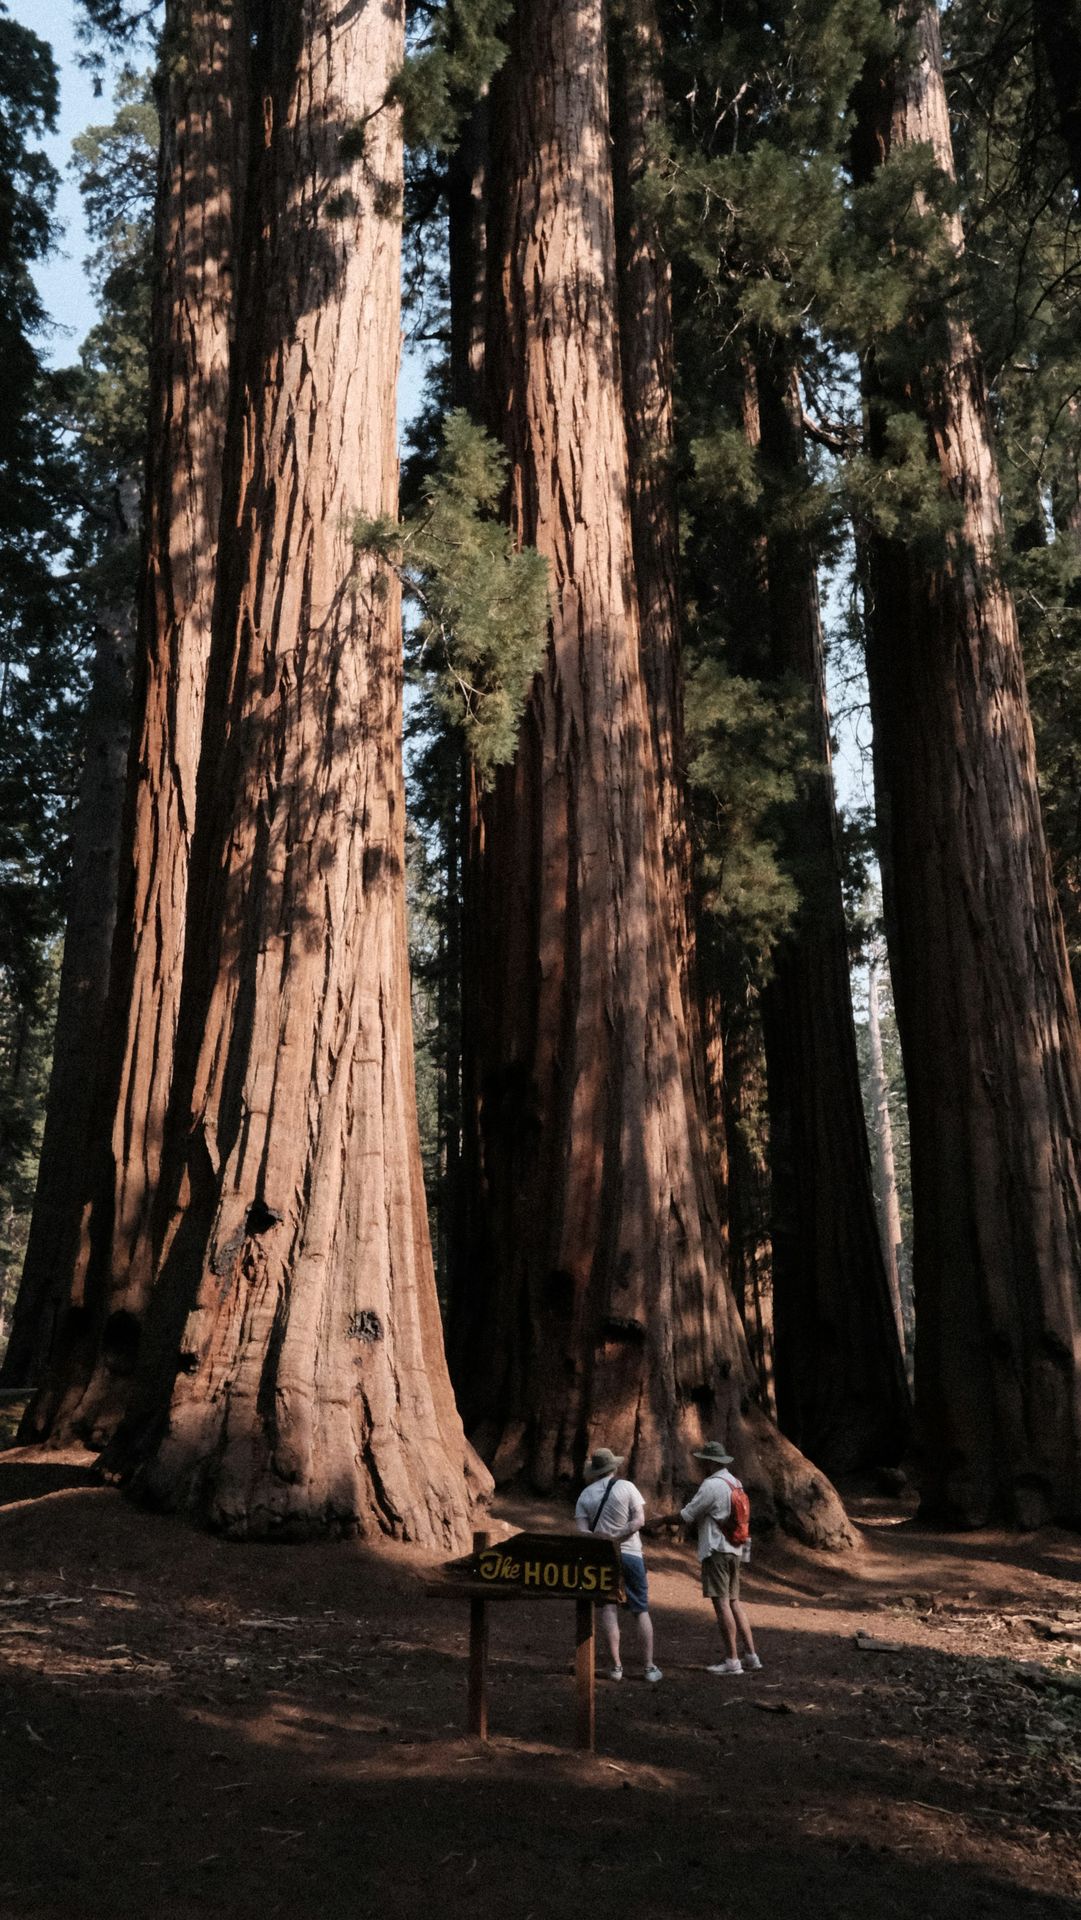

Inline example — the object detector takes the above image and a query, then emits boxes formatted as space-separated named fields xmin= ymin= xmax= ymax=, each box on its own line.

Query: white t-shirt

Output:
xmin=574 ymin=1476 xmax=645 ymax=1557
xmin=680 ymin=1468 xmax=749 ymax=1561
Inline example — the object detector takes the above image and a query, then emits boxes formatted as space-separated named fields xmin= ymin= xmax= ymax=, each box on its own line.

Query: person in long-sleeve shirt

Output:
xmin=660 ymin=1440 xmax=762 ymax=1675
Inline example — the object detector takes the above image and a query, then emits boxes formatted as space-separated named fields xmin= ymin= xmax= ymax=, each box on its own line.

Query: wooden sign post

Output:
xmin=426 ymin=1528 xmax=624 ymax=1753
xmin=575 ymin=1598 xmax=594 ymax=1752
xmin=468 ymin=1531 xmax=492 ymax=1739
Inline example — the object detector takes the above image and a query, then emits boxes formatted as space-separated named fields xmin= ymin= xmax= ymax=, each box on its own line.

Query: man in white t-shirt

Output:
xmin=660 ymin=1440 xmax=761 ymax=1676
xmin=574 ymin=1448 xmax=662 ymax=1683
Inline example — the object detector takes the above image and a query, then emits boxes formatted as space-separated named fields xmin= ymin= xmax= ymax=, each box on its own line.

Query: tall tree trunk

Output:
xmin=854 ymin=0 xmax=1081 ymax=1526
xmin=19 ymin=1 xmax=246 ymax=1444
xmin=716 ymin=986 xmax=777 ymax=1418
xmin=609 ymin=0 xmax=727 ymax=1256
xmin=754 ymin=351 xmax=910 ymax=1475
xmin=102 ymin=0 xmax=479 ymax=1545
xmin=610 ymin=1 xmax=694 ymax=997
xmin=0 ymin=482 xmax=138 ymax=1389
xmin=867 ymin=957 xmax=906 ymax=1353
xmin=454 ymin=0 xmax=852 ymax=1546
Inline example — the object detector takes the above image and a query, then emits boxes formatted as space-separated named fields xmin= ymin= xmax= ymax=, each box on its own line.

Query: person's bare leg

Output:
xmin=711 ymin=1596 xmax=739 ymax=1662
xmin=598 ymin=1603 xmax=621 ymax=1670
xmin=632 ymin=1609 xmax=655 ymax=1670
xmin=732 ymin=1599 xmax=757 ymax=1658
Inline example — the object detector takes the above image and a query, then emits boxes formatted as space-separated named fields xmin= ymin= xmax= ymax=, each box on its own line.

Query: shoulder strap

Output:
xmin=588 ymin=1476 xmax=618 ymax=1532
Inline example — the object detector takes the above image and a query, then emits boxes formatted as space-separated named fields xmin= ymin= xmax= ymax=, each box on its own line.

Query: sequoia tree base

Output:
xmin=472 ymin=1403 xmax=856 ymax=1553
xmin=99 ymin=1415 xmax=490 ymax=1550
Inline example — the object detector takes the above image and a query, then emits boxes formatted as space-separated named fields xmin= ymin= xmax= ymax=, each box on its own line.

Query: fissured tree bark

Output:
xmin=854 ymin=0 xmax=1081 ymax=1526
xmin=104 ymin=0 xmax=479 ymax=1544
xmin=454 ymin=0 xmax=852 ymax=1547
xmin=752 ymin=351 xmax=910 ymax=1476
xmin=18 ymin=0 xmax=246 ymax=1442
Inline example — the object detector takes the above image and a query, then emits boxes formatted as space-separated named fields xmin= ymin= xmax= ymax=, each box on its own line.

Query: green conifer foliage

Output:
xmin=0 ymin=58 xmax=155 ymax=1370
xmin=357 ymin=409 xmax=549 ymax=783
xmin=0 ymin=9 xmax=89 ymax=1353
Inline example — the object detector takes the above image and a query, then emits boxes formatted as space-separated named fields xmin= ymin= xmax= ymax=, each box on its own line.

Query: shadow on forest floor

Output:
xmin=1 ymin=1467 xmax=1080 ymax=1918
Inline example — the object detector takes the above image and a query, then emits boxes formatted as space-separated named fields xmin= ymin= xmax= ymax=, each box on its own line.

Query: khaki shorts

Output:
xmin=701 ymin=1549 xmax=741 ymax=1601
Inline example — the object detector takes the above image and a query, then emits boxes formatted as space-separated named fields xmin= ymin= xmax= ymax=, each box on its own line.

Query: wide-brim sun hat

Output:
xmin=692 ymin=1440 xmax=734 ymax=1465
xmin=585 ymin=1447 xmax=624 ymax=1481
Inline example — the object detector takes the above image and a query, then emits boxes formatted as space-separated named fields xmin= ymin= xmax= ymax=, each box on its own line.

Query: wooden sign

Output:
xmin=472 ymin=1530 xmax=624 ymax=1602
xmin=428 ymin=1530 xmax=627 ymax=1752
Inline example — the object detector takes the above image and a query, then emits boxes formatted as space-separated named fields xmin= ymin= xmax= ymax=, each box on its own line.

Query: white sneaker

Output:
xmin=706 ymin=1659 xmax=743 ymax=1675
xmin=742 ymin=1652 xmax=762 ymax=1671
xmin=643 ymin=1664 xmax=663 ymax=1683
xmin=605 ymin=1665 xmax=623 ymax=1681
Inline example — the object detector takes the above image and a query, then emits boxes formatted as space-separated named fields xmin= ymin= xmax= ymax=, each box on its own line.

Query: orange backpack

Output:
xmin=721 ymin=1483 xmax=751 ymax=1547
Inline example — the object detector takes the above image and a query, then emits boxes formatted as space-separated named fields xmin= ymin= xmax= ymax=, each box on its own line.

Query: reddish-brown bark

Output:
xmin=610 ymin=1 xmax=694 ymax=994
xmin=855 ymin=0 xmax=1081 ymax=1525
xmin=454 ymin=0 xmax=851 ymax=1547
xmin=753 ymin=354 xmax=910 ymax=1476
xmin=610 ymin=0 xmax=725 ymax=1250
xmin=19 ymin=1 xmax=247 ymax=1443
xmin=103 ymin=0 xmax=479 ymax=1545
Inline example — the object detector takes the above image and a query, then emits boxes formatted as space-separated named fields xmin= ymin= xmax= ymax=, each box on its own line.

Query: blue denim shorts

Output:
xmin=620 ymin=1552 xmax=650 ymax=1615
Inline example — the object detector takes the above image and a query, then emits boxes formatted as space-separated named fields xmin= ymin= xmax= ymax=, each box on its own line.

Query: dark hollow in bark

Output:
xmin=854 ymin=0 xmax=1081 ymax=1527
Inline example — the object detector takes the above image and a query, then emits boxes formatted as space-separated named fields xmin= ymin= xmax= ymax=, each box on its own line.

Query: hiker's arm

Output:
xmin=606 ymin=1495 xmax=645 ymax=1548
xmin=645 ymin=1500 xmax=692 ymax=1533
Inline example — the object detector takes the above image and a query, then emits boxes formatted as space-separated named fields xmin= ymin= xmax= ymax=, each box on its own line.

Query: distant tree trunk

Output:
xmin=101 ymin=0 xmax=479 ymax=1545
xmin=867 ymin=957 xmax=906 ymax=1353
xmin=454 ymin=0 xmax=852 ymax=1546
xmin=444 ymin=98 xmax=490 ymax=1336
xmin=854 ymin=0 xmax=1081 ymax=1526
xmin=0 ymin=482 xmax=138 ymax=1390
xmin=1034 ymin=0 xmax=1081 ymax=199
xmin=716 ymin=986 xmax=776 ymax=1417
xmin=19 ymin=1 xmax=246 ymax=1443
xmin=753 ymin=352 xmax=909 ymax=1475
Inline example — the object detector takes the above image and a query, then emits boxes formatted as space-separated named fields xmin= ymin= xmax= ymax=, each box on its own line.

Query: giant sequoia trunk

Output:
xmin=854 ymin=0 xmax=1081 ymax=1526
xmin=0 ymin=484 xmax=137 ymax=1388
xmin=454 ymin=0 xmax=852 ymax=1546
xmin=609 ymin=0 xmax=725 ymax=1248
xmin=610 ymin=1 xmax=696 ymax=1002
xmin=753 ymin=354 xmax=910 ymax=1476
xmin=101 ymin=0 xmax=478 ymax=1545
xmin=18 ymin=1 xmax=246 ymax=1443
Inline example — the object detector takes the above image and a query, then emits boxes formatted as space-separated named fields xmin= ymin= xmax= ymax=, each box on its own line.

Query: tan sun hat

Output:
xmin=692 ymin=1440 xmax=734 ymax=1465
xmin=584 ymin=1447 xmax=624 ymax=1482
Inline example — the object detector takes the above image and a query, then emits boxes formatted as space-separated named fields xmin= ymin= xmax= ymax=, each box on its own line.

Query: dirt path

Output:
xmin=1 ymin=1450 xmax=1080 ymax=1919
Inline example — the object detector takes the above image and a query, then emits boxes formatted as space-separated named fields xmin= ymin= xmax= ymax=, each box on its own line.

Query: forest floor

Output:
xmin=1 ymin=1439 xmax=1081 ymax=1920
